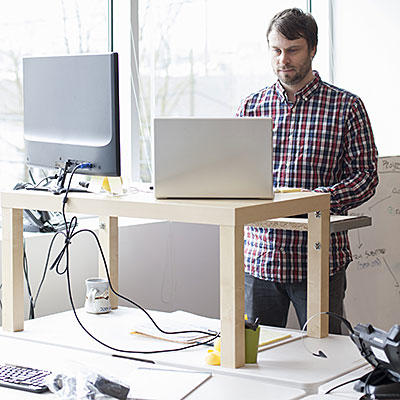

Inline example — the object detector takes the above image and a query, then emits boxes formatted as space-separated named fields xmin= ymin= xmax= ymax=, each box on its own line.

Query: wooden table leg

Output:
xmin=219 ymin=224 xmax=245 ymax=368
xmin=98 ymin=216 xmax=119 ymax=309
xmin=2 ymin=207 xmax=24 ymax=331
xmin=307 ymin=209 xmax=330 ymax=338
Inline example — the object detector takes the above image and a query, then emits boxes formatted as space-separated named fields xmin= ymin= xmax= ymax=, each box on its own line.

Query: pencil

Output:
xmin=111 ymin=354 xmax=155 ymax=364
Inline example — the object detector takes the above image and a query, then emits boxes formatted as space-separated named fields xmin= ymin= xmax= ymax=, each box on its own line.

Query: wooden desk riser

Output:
xmin=1 ymin=190 xmax=331 ymax=369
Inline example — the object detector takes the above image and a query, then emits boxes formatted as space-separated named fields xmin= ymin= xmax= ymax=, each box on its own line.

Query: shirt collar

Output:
xmin=274 ymin=70 xmax=321 ymax=103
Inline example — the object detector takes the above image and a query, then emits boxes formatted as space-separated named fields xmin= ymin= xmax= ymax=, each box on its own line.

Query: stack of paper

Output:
xmin=131 ymin=311 xmax=219 ymax=344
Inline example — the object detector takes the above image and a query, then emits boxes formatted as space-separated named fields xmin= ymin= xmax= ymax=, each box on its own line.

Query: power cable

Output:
xmin=45 ymin=163 xmax=219 ymax=354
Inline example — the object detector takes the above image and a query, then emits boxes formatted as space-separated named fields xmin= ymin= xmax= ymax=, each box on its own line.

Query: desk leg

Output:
xmin=219 ymin=224 xmax=245 ymax=368
xmin=2 ymin=207 xmax=24 ymax=331
xmin=307 ymin=210 xmax=330 ymax=338
xmin=99 ymin=216 xmax=118 ymax=309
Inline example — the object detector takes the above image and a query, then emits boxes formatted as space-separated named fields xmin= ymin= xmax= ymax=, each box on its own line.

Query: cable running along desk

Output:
xmin=1 ymin=190 xmax=331 ymax=368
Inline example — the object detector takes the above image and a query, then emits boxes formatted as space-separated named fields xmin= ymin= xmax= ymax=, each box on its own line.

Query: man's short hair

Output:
xmin=267 ymin=8 xmax=318 ymax=51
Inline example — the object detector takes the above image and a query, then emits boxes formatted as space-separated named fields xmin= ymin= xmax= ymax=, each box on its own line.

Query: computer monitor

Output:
xmin=23 ymin=52 xmax=121 ymax=190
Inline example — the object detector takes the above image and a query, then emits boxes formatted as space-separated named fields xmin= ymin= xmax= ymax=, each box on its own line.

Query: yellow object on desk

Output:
xmin=205 ymin=349 xmax=221 ymax=365
xmin=205 ymin=338 xmax=221 ymax=365
xmin=258 ymin=329 xmax=292 ymax=347
xmin=274 ymin=187 xmax=302 ymax=193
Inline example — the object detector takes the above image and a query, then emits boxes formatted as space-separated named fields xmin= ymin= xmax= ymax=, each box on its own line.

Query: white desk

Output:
xmin=186 ymin=374 xmax=305 ymax=399
xmin=303 ymin=394 xmax=361 ymax=400
xmin=1 ymin=189 xmax=332 ymax=368
xmin=302 ymin=396 xmax=358 ymax=400
xmin=0 ymin=335 xmax=306 ymax=400
xmin=308 ymin=364 xmax=373 ymax=399
xmin=0 ymin=307 xmax=366 ymax=394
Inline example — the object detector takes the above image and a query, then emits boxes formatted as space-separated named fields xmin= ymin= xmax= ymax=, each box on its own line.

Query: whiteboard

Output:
xmin=346 ymin=156 xmax=400 ymax=330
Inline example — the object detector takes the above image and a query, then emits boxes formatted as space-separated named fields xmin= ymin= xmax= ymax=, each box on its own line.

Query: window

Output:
xmin=2 ymin=1 xmax=393 ymax=193
xmin=0 ymin=0 xmax=109 ymax=194
xmin=136 ymin=0 xmax=309 ymax=182
xmin=329 ymin=0 xmax=399 ymax=156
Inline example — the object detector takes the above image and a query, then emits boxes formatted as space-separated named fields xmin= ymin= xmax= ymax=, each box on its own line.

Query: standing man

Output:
xmin=237 ymin=8 xmax=378 ymax=333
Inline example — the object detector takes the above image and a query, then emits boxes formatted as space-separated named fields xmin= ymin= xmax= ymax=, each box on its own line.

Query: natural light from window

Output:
xmin=137 ymin=0 xmax=308 ymax=181
xmin=0 ymin=0 xmax=108 ymax=194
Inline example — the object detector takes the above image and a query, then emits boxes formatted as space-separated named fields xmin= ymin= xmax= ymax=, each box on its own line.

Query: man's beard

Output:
xmin=277 ymin=58 xmax=312 ymax=86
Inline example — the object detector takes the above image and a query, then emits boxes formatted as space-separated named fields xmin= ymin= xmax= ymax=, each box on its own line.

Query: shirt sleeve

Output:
xmin=313 ymin=97 xmax=379 ymax=214
xmin=236 ymin=97 xmax=247 ymax=117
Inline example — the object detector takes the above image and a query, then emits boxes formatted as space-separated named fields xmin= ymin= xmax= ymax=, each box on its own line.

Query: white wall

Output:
xmin=118 ymin=220 xmax=220 ymax=317
xmin=0 ymin=219 xmax=220 ymax=325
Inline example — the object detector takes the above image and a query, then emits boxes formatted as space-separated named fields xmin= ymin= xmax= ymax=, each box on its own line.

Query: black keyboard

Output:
xmin=0 ymin=363 xmax=51 ymax=393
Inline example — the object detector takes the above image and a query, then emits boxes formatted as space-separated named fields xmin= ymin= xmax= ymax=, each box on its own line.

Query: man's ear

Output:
xmin=310 ymin=46 xmax=317 ymax=59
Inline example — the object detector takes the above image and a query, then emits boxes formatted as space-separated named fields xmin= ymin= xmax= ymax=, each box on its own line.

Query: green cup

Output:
xmin=245 ymin=326 xmax=260 ymax=363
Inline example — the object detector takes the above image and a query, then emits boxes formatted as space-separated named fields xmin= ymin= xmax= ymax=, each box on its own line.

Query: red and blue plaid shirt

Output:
xmin=237 ymin=71 xmax=378 ymax=282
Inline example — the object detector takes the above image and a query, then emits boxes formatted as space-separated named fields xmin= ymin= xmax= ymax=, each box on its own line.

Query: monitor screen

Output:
xmin=23 ymin=52 xmax=121 ymax=177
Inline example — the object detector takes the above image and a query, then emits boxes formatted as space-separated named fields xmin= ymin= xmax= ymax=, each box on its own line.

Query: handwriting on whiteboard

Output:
xmin=353 ymin=248 xmax=386 ymax=270
xmin=349 ymin=157 xmax=400 ymax=297
xmin=381 ymin=159 xmax=400 ymax=173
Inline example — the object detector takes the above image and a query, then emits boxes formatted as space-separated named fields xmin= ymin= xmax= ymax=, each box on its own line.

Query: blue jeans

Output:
xmin=244 ymin=268 xmax=347 ymax=334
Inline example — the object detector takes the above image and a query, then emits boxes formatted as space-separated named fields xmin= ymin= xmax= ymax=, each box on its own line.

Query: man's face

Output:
xmin=268 ymin=28 xmax=315 ymax=87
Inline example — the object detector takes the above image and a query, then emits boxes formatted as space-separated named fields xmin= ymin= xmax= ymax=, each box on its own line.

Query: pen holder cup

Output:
xmin=245 ymin=326 xmax=260 ymax=364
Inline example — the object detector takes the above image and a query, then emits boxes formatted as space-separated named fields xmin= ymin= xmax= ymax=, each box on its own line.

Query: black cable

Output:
xmin=325 ymin=366 xmax=400 ymax=398
xmin=362 ymin=367 xmax=400 ymax=399
xmin=365 ymin=369 xmax=375 ymax=397
xmin=301 ymin=311 xmax=355 ymax=358
xmin=325 ymin=376 xmax=362 ymax=394
xmin=46 ymin=164 xmax=219 ymax=355
xmin=28 ymin=169 xmax=36 ymax=185
xmin=23 ymin=229 xmax=65 ymax=319
xmin=367 ymin=394 xmax=400 ymax=399
xmin=59 ymin=164 xmax=216 ymax=336
xmin=32 ymin=174 xmax=58 ymax=189
xmin=42 ymin=216 xmax=67 ymax=233
xmin=9 ymin=171 xmax=65 ymax=319
xmin=33 ymin=233 xmax=59 ymax=309
xmin=14 ymin=172 xmax=58 ymax=192
xmin=23 ymin=241 xmax=35 ymax=319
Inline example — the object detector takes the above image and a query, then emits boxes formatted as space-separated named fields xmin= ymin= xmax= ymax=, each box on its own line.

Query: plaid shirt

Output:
xmin=237 ymin=71 xmax=378 ymax=282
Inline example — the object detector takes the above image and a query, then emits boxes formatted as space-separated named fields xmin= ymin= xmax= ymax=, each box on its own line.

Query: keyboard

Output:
xmin=0 ymin=363 xmax=51 ymax=393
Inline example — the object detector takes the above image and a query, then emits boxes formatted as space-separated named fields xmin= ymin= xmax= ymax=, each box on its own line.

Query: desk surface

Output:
xmin=0 ymin=335 xmax=306 ymax=400
xmin=302 ymin=396 xmax=358 ymax=400
xmin=0 ymin=307 xmax=365 ymax=393
xmin=309 ymin=364 xmax=373 ymax=399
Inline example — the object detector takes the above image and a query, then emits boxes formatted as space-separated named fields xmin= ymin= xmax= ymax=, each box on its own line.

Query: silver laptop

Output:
xmin=153 ymin=117 xmax=273 ymax=199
